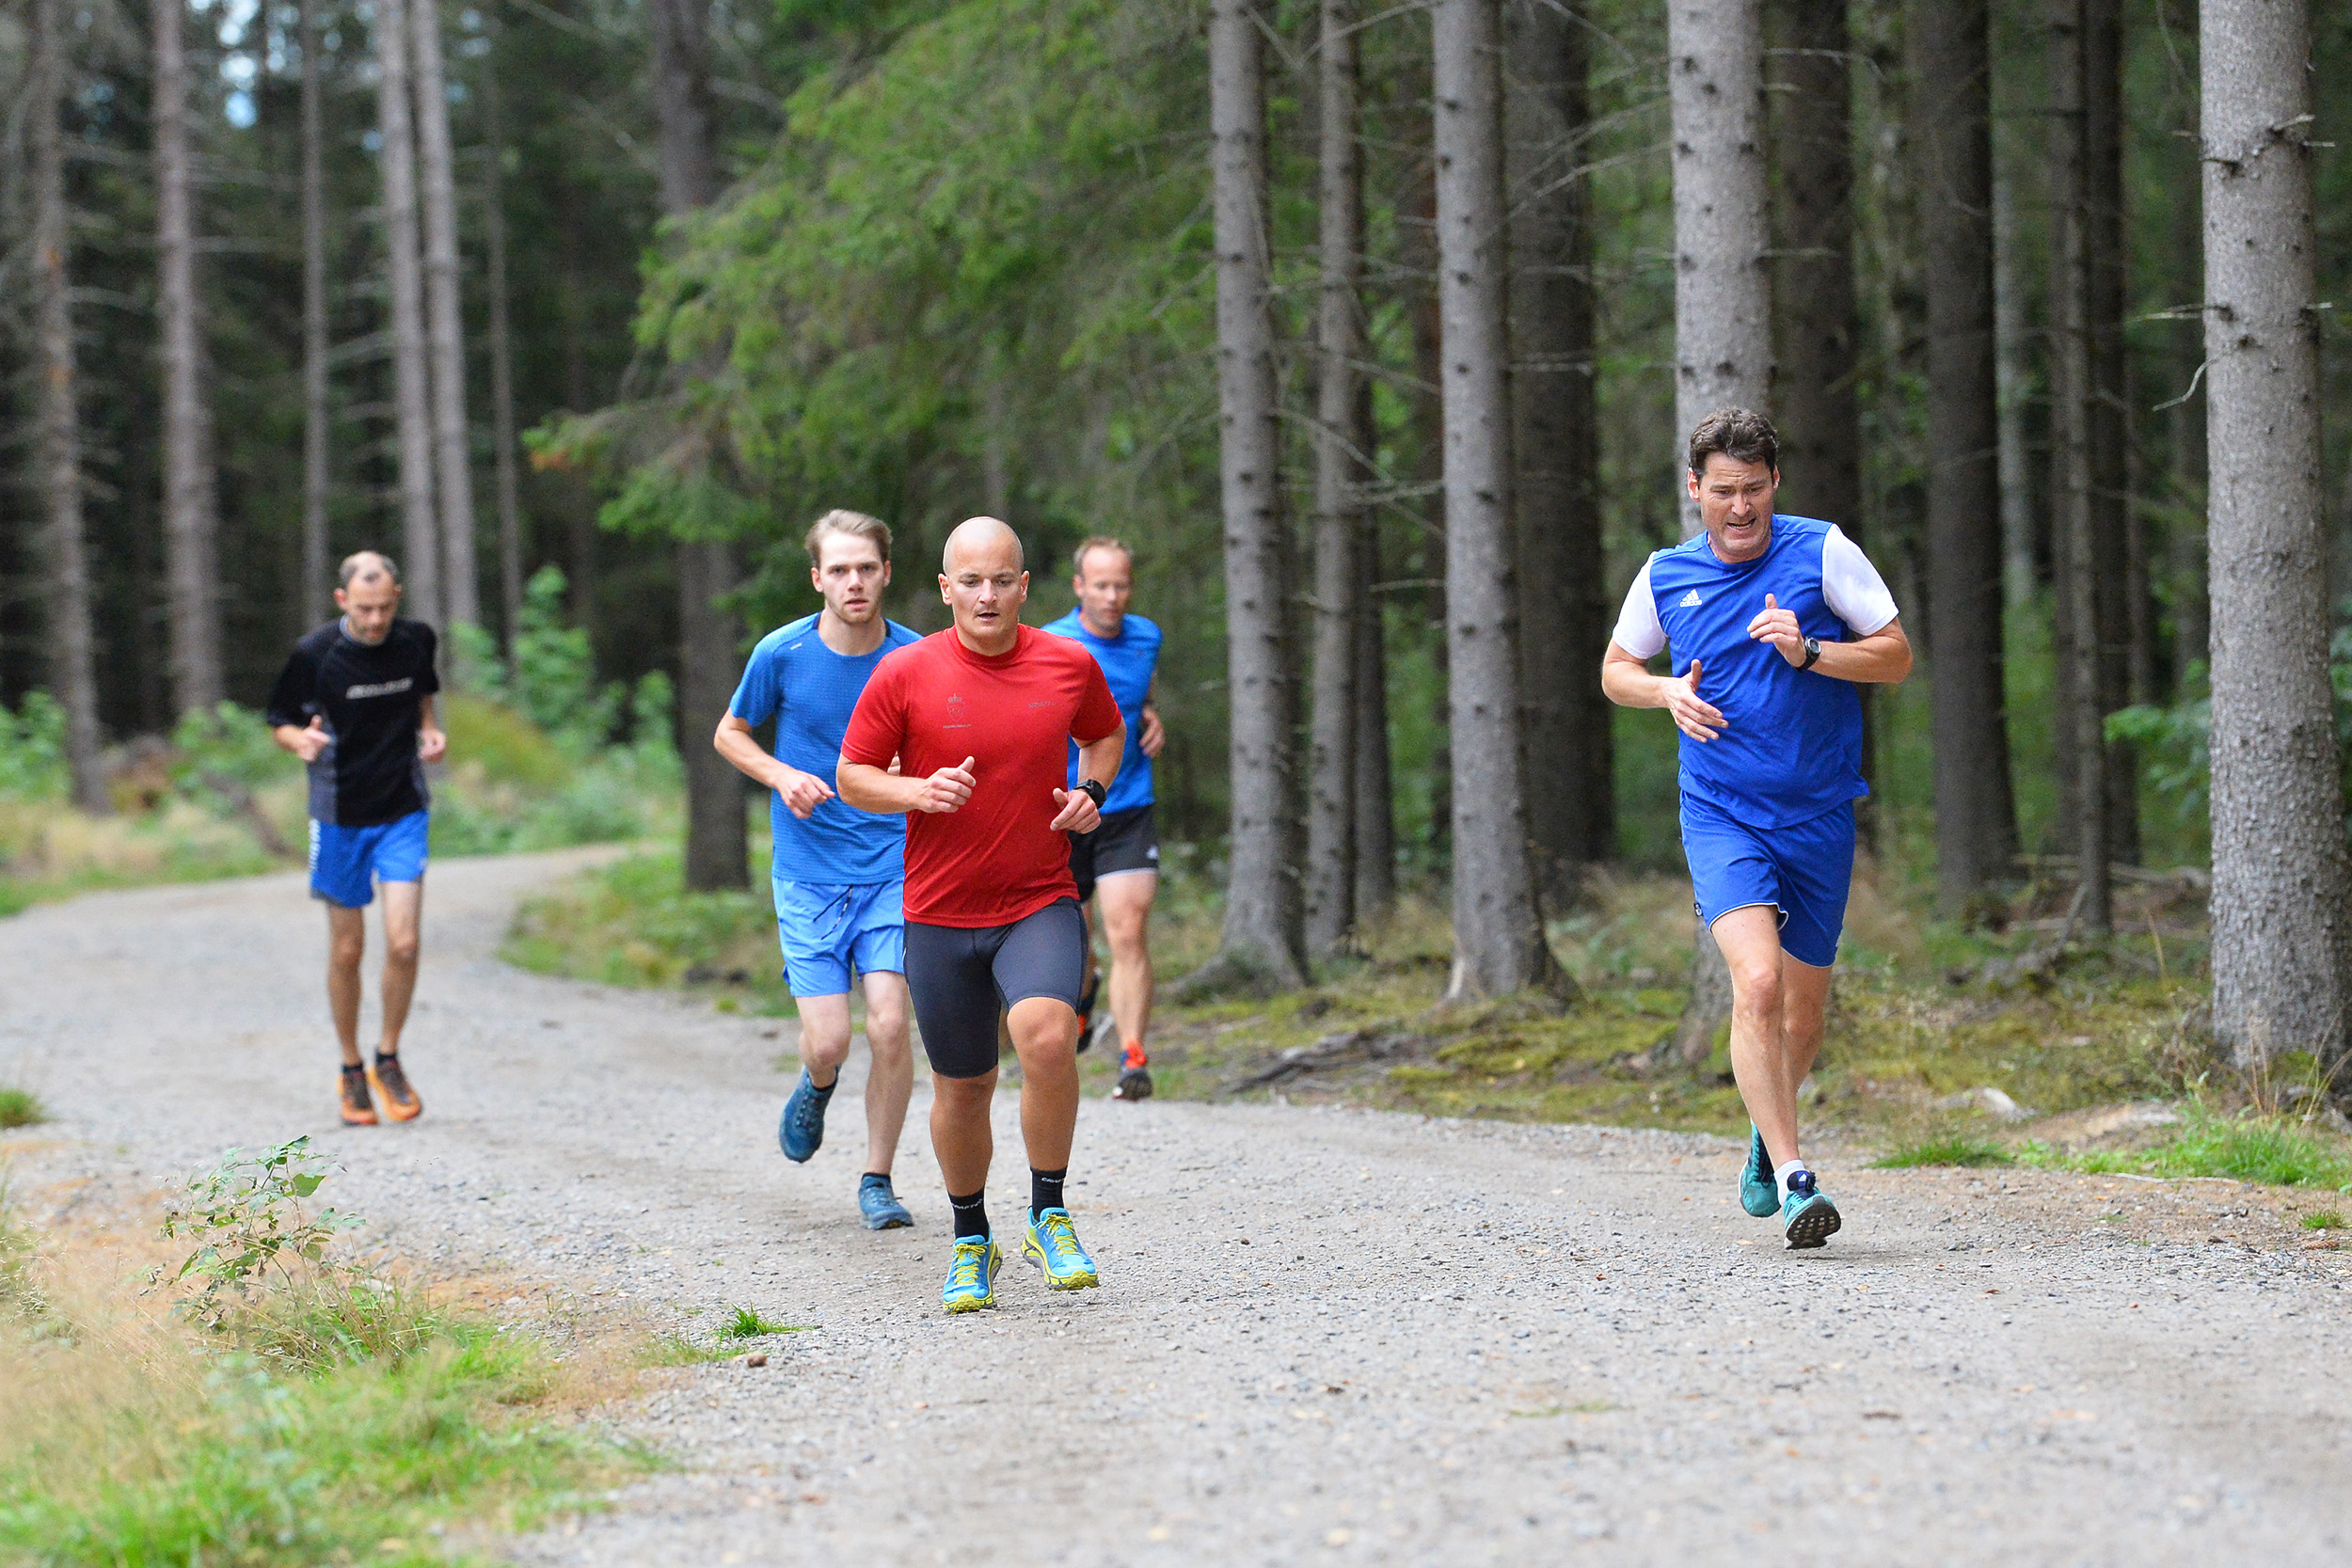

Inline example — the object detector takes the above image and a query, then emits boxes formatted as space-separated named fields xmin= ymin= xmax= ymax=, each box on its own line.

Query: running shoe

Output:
xmin=368 ymin=1053 xmax=421 ymax=1122
xmin=942 ymin=1235 xmax=1002 ymax=1313
xmin=858 ymin=1174 xmax=913 ymax=1231
xmin=1740 ymin=1125 xmax=1777 ymax=1217
xmin=1074 ymin=969 xmax=1100 ymax=1055
xmin=1023 ymin=1206 xmax=1100 ymax=1291
xmin=1111 ymin=1042 xmax=1153 ymax=1102
xmin=778 ymin=1069 xmax=834 ymax=1164
xmin=1781 ymin=1169 xmax=1842 ymax=1249
xmin=339 ymin=1065 xmax=378 ymax=1127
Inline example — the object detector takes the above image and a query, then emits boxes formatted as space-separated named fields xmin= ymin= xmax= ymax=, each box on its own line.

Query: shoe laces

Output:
xmin=946 ymin=1240 xmax=990 ymax=1292
xmin=1120 ymin=1043 xmax=1148 ymax=1071
xmin=1034 ymin=1209 xmax=1084 ymax=1264
xmin=373 ymin=1056 xmax=411 ymax=1099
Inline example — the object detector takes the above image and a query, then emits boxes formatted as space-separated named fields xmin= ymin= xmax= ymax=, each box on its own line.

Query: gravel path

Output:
xmin=4 ymin=850 xmax=2350 ymax=1566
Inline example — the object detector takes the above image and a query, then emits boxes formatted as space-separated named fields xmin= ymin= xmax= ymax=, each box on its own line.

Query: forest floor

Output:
xmin=6 ymin=852 xmax=2350 ymax=1563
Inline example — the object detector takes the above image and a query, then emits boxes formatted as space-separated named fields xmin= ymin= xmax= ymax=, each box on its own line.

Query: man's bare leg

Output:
xmin=860 ymin=971 xmax=914 ymax=1176
xmin=1711 ymin=905 xmax=1803 ymax=1168
xmin=375 ymin=879 xmax=424 ymax=1055
xmin=1778 ymin=954 xmax=1833 ymax=1114
xmin=1006 ymin=995 xmax=1081 ymax=1169
xmin=793 ymin=993 xmax=854 ymax=1090
xmin=326 ymin=905 xmax=368 ymax=1068
xmin=1094 ymin=870 xmax=1156 ymax=1052
xmin=930 ymin=1069 xmax=997 ymax=1201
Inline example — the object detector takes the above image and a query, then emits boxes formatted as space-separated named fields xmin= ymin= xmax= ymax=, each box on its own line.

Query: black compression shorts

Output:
xmin=1069 ymin=802 xmax=1159 ymax=902
xmin=904 ymin=898 xmax=1087 ymax=1079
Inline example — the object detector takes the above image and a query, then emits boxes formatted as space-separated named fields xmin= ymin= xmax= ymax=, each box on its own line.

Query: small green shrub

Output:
xmin=0 ymin=694 xmax=70 ymax=801
xmin=0 ymin=1087 xmax=46 ymax=1130
xmin=2299 ymin=1210 xmax=2346 ymax=1230
xmin=718 ymin=1305 xmax=801 ymax=1341
xmin=1871 ymin=1135 xmax=2013 ymax=1169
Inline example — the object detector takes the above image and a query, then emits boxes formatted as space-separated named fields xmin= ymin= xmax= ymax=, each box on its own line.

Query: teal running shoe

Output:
xmin=858 ymin=1174 xmax=912 ymax=1230
xmin=778 ymin=1069 xmax=833 ymax=1164
xmin=1741 ymin=1126 xmax=1778 ymax=1217
xmin=1022 ymin=1207 xmax=1100 ymax=1291
xmin=942 ymin=1235 xmax=1001 ymax=1313
xmin=1781 ymin=1169 xmax=1842 ymax=1249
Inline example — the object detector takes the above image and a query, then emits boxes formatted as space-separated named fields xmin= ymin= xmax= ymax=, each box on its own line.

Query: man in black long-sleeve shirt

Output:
xmin=265 ymin=551 xmax=446 ymax=1127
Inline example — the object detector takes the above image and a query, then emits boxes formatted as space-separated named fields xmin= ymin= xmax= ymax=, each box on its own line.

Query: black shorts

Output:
xmin=904 ymin=898 xmax=1087 ymax=1080
xmin=1069 ymin=803 xmax=1160 ymax=902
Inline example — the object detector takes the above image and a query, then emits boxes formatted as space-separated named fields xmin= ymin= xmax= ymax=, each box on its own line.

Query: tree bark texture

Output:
xmin=300 ymin=0 xmax=331 ymax=625
xmin=1200 ymin=0 xmax=1305 ymax=990
xmin=31 ymin=0 xmax=108 ymax=809
xmin=1305 ymin=0 xmax=1368 ymax=960
xmin=374 ymin=0 xmax=442 ymax=627
xmin=1668 ymin=0 xmax=1771 ymax=537
xmin=1433 ymin=0 xmax=1556 ymax=1002
xmin=1993 ymin=162 xmax=2040 ymax=610
xmin=648 ymin=0 xmax=747 ymax=893
xmin=1353 ymin=510 xmax=1395 ymax=918
xmin=1669 ymin=0 xmax=1769 ymax=1056
xmin=1766 ymin=0 xmax=1861 ymax=538
xmin=480 ymin=40 xmax=525 ymax=648
xmin=155 ymin=0 xmax=226 ymax=713
xmin=410 ymin=0 xmax=480 ymax=633
xmin=1913 ymin=0 xmax=2019 ymax=904
xmin=1505 ymin=0 xmax=1608 ymax=900
xmin=2200 ymin=0 xmax=2352 ymax=1068
xmin=2080 ymin=0 xmax=2138 ymax=865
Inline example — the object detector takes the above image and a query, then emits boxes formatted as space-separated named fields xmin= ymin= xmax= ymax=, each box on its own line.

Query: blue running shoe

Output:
xmin=1023 ymin=1206 xmax=1100 ymax=1291
xmin=778 ymin=1069 xmax=834 ymax=1164
xmin=1741 ymin=1126 xmax=1778 ymax=1217
xmin=942 ymin=1235 xmax=1002 ymax=1313
xmin=1781 ymin=1169 xmax=1842 ymax=1249
xmin=858 ymin=1174 xmax=912 ymax=1230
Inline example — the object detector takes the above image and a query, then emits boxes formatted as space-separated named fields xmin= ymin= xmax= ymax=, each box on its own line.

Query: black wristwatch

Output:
xmin=1800 ymin=635 xmax=1822 ymax=671
xmin=1077 ymin=779 xmax=1106 ymax=808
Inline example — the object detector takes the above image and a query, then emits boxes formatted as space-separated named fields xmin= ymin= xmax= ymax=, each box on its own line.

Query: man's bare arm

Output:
xmin=1745 ymin=597 xmax=1913 ymax=684
xmin=1048 ymin=723 xmax=1126 ymax=833
xmin=417 ymin=695 xmax=446 ymax=764
xmin=840 ymin=756 xmax=975 ymax=816
xmin=1601 ymin=641 xmax=1727 ymax=743
xmin=715 ymin=713 xmax=834 ymax=818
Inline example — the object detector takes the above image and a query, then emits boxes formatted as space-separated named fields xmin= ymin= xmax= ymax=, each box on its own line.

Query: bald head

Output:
xmin=339 ymin=549 xmax=400 ymax=590
xmin=942 ymin=515 xmax=1025 ymax=575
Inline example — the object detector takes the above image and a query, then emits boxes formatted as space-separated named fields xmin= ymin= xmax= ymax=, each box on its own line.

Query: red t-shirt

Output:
xmin=840 ymin=624 xmax=1123 ymax=927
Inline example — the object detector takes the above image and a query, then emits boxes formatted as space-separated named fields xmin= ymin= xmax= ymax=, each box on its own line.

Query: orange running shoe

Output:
xmin=340 ymin=1064 xmax=379 ymax=1126
xmin=368 ymin=1053 xmax=422 ymax=1122
xmin=1111 ymin=1041 xmax=1152 ymax=1102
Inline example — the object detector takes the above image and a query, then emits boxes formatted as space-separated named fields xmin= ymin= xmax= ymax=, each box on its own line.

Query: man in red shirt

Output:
xmin=839 ymin=516 xmax=1125 ymax=1314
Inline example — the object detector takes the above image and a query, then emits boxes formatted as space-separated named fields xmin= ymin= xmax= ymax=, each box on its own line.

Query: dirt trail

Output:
xmin=3 ymin=851 xmax=2349 ymax=1566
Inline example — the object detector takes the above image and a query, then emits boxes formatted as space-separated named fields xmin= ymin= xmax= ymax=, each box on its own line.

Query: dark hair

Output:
xmin=1686 ymin=407 xmax=1780 ymax=477
xmin=804 ymin=509 xmax=892 ymax=565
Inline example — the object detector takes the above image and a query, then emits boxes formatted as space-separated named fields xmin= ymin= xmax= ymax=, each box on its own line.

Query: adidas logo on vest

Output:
xmin=1679 ymin=589 xmax=1703 ymax=607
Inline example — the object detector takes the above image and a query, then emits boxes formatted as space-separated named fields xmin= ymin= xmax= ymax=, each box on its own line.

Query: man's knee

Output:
xmin=384 ymin=929 xmax=421 ymax=966
xmin=1728 ymin=958 xmax=1782 ymax=1013
xmin=1009 ymin=998 xmax=1080 ymax=1058
xmin=931 ymin=1071 xmax=996 ymax=1113
xmin=328 ymin=933 xmax=365 ymax=968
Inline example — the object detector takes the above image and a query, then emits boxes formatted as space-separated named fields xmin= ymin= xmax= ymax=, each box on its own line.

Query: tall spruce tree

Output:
xmin=155 ymin=0 xmax=227 ymax=711
xmin=374 ymin=0 xmax=443 ymax=626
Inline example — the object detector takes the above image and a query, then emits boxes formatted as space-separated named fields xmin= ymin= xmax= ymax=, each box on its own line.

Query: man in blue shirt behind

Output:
xmin=716 ymin=510 xmax=924 ymax=1231
xmin=1043 ymin=537 xmax=1166 ymax=1102
xmin=1601 ymin=409 xmax=1913 ymax=1249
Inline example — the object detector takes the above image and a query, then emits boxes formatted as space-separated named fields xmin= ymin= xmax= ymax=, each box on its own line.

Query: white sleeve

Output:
xmin=1609 ymin=560 xmax=1667 ymax=659
xmin=1820 ymin=526 xmax=1899 ymax=637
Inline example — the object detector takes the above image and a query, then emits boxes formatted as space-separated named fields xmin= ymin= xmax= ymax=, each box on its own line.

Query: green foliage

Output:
xmin=464 ymin=566 xmax=628 ymax=752
xmin=1871 ymin=1136 xmax=2013 ymax=1169
xmin=2019 ymin=1110 xmax=2352 ymax=1190
xmin=503 ymin=848 xmax=786 ymax=1005
xmin=0 ymin=1088 xmax=46 ymax=1131
xmin=0 ymin=695 xmax=70 ymax=803
xmin=156 ymin=1138 xmax=356 ymax=1336
xmin=718 ymin=1306 xmax=802 ymax=1341
xmin=2300 ymin=1209 xmax=2346 ymax=1230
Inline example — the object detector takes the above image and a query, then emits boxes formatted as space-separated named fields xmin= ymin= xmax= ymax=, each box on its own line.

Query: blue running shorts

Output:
xmin=774 ymin=878 xmax=907 ymax=997
xmin=1679 ymin=794 xmax=1855 ymax=969
xmin=309 ymin=810 xmax=430 ymax=909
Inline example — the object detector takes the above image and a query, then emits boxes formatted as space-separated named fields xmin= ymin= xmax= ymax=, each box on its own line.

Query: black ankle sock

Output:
xmin=1030 ymin=1167 xmax=1067 ymax=1215
xmin=342 ymin=1062 xmax=366 ymax=1076
xmin=950 ymin=1189 xmax=989 ymax=1240
xmin=373 ymin=1049 xmax=396 ymax=1065
xmin=806 ymin=1069 xmax=836 ymax=1095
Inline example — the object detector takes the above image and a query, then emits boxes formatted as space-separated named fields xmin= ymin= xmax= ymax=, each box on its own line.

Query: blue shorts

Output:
xmin=1679 ymin=794 xmax=1854 ymax=969
xmin=774 ymin=879 xmax=906 ymax=997
xmin=309 ymin=810 xmax=429 ymax=909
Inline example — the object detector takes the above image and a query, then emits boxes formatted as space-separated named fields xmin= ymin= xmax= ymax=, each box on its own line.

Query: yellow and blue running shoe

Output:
xmin=1023 ymin=1207 xmax=1100 ymax=1291
xmin=1740 ymin=1126 xmax=1778 ymax=1217
xmin=942 ymin=1235 xmax=1001 ymax=1313
xmin=1781 ymin=1169 xmax=1841 ymax=1249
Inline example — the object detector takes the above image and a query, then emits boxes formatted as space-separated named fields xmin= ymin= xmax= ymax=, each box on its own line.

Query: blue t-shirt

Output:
xmin=729 ymin=614 xmax=924 ymax=883
xmin=1612 ymin=515 xmax=1899 ymax=830
xmin=1042 ymin=610 xmax=1161 ymax=814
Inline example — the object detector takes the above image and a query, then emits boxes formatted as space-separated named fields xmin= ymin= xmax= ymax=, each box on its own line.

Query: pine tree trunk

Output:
xmin=1915 ymin=0 xmax=2019 ymax=905
xmin=373 ymin=0 xmax=441 ymax=626
xmin=1432 ymin=0 xmax=1557 ymax=1002
xmin=480 ymin=36 xmax=525 ymax=646
xmin=154 ymin=0 xmax=226 ymax=713
xmin=410 ymin=0 xmax=478 ymax=633
xmin=31 ymin=0 xmax=107 ymax=810
xmin=1993 ymin=162 xmax=2039 ymax=610
xmin=2082 ymin=0 xmax=2138 ymax=865
xmin=2201 ymin=0 xmax=2352 ymax=1069
xmin=2167 ymin=165 xmax=2208 ymax=674
xmin=648 ymin=0 xmax=747 ymax=893
xmin=1767 ymin=0 xmax=1860 ymax=537
xmin=300 ymin=0 xmax=331 ymax=624
xmin=1506 ymin=0 xmax=1606 ymax=901
xmin=1304 ymin=0 xmax=1366 ymax=961
xmin=2048 ymin=0 xmax=2110 ymax=929
xmin=1197 ymin=0 xmax=1304 ymax=992
xmin=1669 ymin=0 xmax=1769 ymax=1055
xmin=1353 ymin=503 xmax=1395 ymax=918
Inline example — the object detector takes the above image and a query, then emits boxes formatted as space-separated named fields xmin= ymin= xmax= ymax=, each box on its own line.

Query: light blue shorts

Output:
xmin=774 ymin=878 xmax=906 ymax=997
xmin=1679 ymin=794 xmax=1854 ymax=969
xmin=309 ymin=810 xmax=429 ymax=909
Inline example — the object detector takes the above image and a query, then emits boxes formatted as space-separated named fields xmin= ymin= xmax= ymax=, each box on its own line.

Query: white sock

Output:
xmin=1773 ymin=1159 xmax=1808 ymax=1204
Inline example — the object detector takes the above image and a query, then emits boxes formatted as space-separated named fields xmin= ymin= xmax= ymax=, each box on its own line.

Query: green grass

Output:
xmin=2299 ymin=1209 xmax=2346 ymax=1230
xmin=2018 ymin=1111 xmax=2352 ymax=1190
xmin=717 ymin=1306 xmax=803 ymax=1341
xmin=0 ymin=1087 xmax=46 ymax=1130
xmin=1871 ymin=1135 xmax=2014 ymax=1169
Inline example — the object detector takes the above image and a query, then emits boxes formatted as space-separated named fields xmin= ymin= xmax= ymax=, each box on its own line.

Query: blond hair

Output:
xmin=804 ymin=509 xmax=893 ymax=564
xmin=1072 ymin=535 xmax=1133 ymax=576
